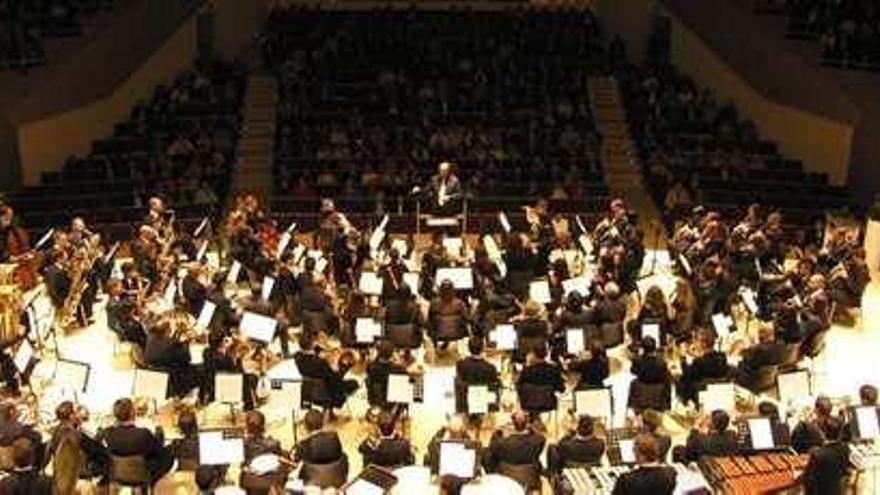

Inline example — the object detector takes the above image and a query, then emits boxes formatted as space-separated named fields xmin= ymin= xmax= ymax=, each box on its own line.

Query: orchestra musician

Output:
xmin=0 ymin=439 xmax=52 ymax=495
xmin=96 ymin=398 xmax=175 ymax=486
xmin=47 ymin=401 xmax=109 ymax=481
xmin=680 ymin=410 xmax=739 ymax=462
xmin=142 ymin=313 xmax=198 ymax=398
xmin=0 ymin=402 xmax=46 ymax=469
xmin=293 ymin=332 xmax=358 ymax=417
xmin=0 ymin=205 xmax=28 ymax=263
xmin=484 ymin=410 xmax=546 ymax=474
xmin=131 ymin=225 xmax=161 ymax=284
xmin=610 ymin=433 xmax=676 ymax=495
xmin=243 ymin=410 xmax=287 ymax=463
xmin=547 ymin=415 xmax=606 ymax=473
xmin=358 ymin=410 xmax=415 ymax=469
xmin=44 ymin=249 xmax=71 ymax=311
xmin=294 ymin=409 xmax=346 ymax=467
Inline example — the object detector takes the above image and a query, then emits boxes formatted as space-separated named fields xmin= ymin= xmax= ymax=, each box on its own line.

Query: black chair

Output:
xmin=517 ymin=383 xmax=557 ymax=415
xmin=737 ymin=364 xmax=779 ymax=394
xmin=109 ymin=455 xmax=151 ymax=494
xmin=498 ymin=461 xmax=542 ymax=493
xmin=302 ymin=377 xmax=332 ymax=410
xmin=300 ymin=455 xmax=349 ymax=489
xmin=627 ymin=379 xmax=671 ymax=412
xmin=779 ymin=343 xmax=801 ymax=367
xmin=386 ymin=323 xmax=421 ymax=350
xmin=800 ymin=329 xmax=828 ymax=359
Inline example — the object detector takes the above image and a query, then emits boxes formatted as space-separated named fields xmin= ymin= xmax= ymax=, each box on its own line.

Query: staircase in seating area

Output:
xmin=589 ymin=76 xmax=664 ymax=245
xmin=230 ymin=74 xmax=278 ymax=199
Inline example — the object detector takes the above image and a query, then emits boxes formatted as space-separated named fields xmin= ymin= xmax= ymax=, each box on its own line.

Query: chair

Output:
xmin=300 ymin=456 xmax=349 ymax=489
xmin=627 ymin=380 xmax=671 ymax=412
xmin=302 ymin=310 xmax=326 ymax=333
xmin=801 ymin=328 xmax=828 ymax=359
xmin=302 ymin=377 xmax=332 ymax=410
xmin=737 ymin=364 xmax=779 ymax=394
xmin=386 ymin=323 xmax=420 ymax=350
xmin=600 ymin=322 xmax=624 ymax=349
xmin=109 ymin=455 xmax=151 ymax=494
xmin=498 ymin=462 xmax=542 ymax=493
xmin=517 ymin=383 xmax=557 ymax=414
xmin=433 ymin=314 xmax=467 ymax=343
xmin=779 ymin=343 xmax=801 ymax=367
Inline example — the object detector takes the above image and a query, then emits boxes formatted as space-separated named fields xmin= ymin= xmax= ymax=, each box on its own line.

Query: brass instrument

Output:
xmin=59 ymin=234 xmax=100 ymax=330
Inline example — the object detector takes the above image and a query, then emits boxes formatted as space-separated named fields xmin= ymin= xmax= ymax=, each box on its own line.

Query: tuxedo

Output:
xmin=802 ymin=442 xmax=849 ymax=495
xmin=486 ymin=429 xmax=545 ymax=470
xmin=683 ymin=429 xmax=739 ymax=461
xmin=611 ymin=465 xmax=677 ymax=495
xmin=548 ymin=434 xmax=606 ymax=471
xmin=358 ymin=435 xmax=414 ymax=468
xmin=294 ymin=431 xmax=344 ymax=465
xmin=427 ymin=173 xmax=462 ymax=215
xmin=456 ymin=357 xmax=500 ymax=387
xmin=0 ymin=469 xmax=52 ymax=495
xmin=97 ymin=423 xmax=174 ymax=484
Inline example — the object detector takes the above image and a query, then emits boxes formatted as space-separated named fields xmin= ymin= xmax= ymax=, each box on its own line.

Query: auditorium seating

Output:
xmin=619 ymin=62 xmax=852 ymax=231
xmin=752 ymin=0 xmax=880 ymax=71
xmin=265 ymin=8 xmax=610 ymax=221
xmin=7 ymin=60 xmax=245 ymax=241
xmin=0 ymin=0 xmax=116 ymax=70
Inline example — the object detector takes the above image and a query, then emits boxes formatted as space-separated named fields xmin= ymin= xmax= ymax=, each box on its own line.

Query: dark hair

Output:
xmin=178 ymin=410 xmax=198 ymax=437
xmin=532 ymin=343 xmax=548 ymax=360
xmin=55 ymin=401 xmax=75 ymax=422
xmin=710 ymin=410 xmax=730 ymax=432
xmin=113 ymin=398 xmax=134 ymax=422
xmin=758 ymin=401 xmax=780 ymax=419
xmin=378 ymin=411 xmax=396 ymax=437
xmin=245 ymin=411 xmax=266 ymax=436
xmin=641 ymin=409 xmax=662 ymax=433
xmin=195 ymin=465 xmax=221 ymax=490
xmin=440 ymin=474 xmax=465 ymax=495
xmin=576 ymin=415 xmax=594 ymax=437
xmin=641 ymin=335 xmax=657 ymax=354
xmin=298 ymin=331 xmax=316 ymax=351
xmin=468 ymin=336 xmax=484 ymax=356
xmin=860 ymin=384 xmax=878 ymax=406
xmin=11 ymin=438 xmax=34 ymax=468
xmin=304 ymin=408 xmax=323 ymax=432
xmin=634 ymin=433 xmax=659 ymax=463
xmin=376 ymin=339 xmax=394 ymax=361
xmin=824 ymin=416 xmax=845 ymax=442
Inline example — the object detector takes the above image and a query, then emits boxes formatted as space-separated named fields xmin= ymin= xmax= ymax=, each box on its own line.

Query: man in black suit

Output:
xmin=142 ymin=319 xmax=197 ymax=398
xmin=244 ymin=411 xmax=286 ymax=463
xmin=611 ymin=433 xmax=676 ymax=495
xmin=424 ymin=414 xmax=482 ymax=475
xmin=630 ymin=336 xmax=671 ymax=385
xmin=426 ymin=161 xmax=462 ymax=216
xmin=48 ymin=401 xmax=108 ymax=480
xmin=44 ymin=249 xmax=71 ymax=309
xmin=96 ymin=398 xmax=174 ymax=485
xmin=484 ymin=410 xmax=545 ymax=473
xmin=799 ymin=416 xmax=850 ymax=495
xmin=294 ymin=409 xmax=345 ymax=465
xmin=683 ymin=410 xmax=739 ymax=462
xmin=0 ymin=402 xmax=46 ymax=468
xmin=293 ymin=332 xmax=358 ymax=414
xmin=0 ymin=438 xmax=52 ymax=495
xmin=365 ymin=340 xmax=407 ymax=411
xmin=518 ymin=345 xmax=565 ymax=393
xmin=675 ymin=330 xmax=730 ymax=404
xmin=735 ymin=325 xmax=785 ymax=390
xmin=358 ymin=411 xmax=415 ymax=469
xmin=792 ymin=396 xmax=838 ymax=453
xmin=547 ymin=415 xmax=606 ymax=472
xmin=456 ymin=337 xmax=500 ymax=388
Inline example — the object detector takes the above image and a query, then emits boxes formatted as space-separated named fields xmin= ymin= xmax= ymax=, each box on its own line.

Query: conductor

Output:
xmin=426 ymin=161 xmax=462 ymax=216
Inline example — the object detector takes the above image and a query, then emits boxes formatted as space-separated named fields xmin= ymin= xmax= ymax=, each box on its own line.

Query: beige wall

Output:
xmin=669 ymin=14 xmax=852 ymax=185
xmin=596 ymin=0 xmax=656 ymax=64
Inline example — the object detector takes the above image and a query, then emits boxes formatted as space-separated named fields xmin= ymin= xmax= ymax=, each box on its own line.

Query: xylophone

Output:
xmin=562 ymin=463 xmax=711 ymax=494
xmin=698 ymin=453 xmax=808 ymax=494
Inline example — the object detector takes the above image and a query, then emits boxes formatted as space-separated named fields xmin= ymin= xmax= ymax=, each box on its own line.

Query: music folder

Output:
xmin=355 ymin=318 xmax=383 ymax=344
xmin=270 ymin=378 xmax=303 ymax=412
xmin=853 ymin=406 xmax=880 ymax=440
xmin=438 ymin=441 xmax=478 ymax=479
xmin=466 ymin=385 xmax=495 ymax=415
xmin=490 ymin=324 xmax=516 ymax=351
xmin=699 ymin=382 xmax=735 ymax=413
xmin=13 ymin=340 xmax=34 ymax=375
xmin=359 ymin=272 xmax=384 ymax=296
xmin=641 ymin=323 xmax=660 ymax=344
xmin=240 ymin=311 xmax=277 ymax=343
xmin=343 ymin=465 xmax=398 ymax=495
xmin=711 ymin=313 xmax=734 ymax=336
xmin=226 ymin=260 xmax=242 ymax=285
xmin=562 ymin=276 xmax=589 ymax=297
xmin=574 ymin=388 xmax=613 ymax=422
xmin=777 ymin=370 xmax=811 ymax=407
xmin=386 ymin=374 xmax=415 ymax=404
xmin=198 ymin=429 xmax=245 ymax=465
xmin=566 ymin=328 xmax=586 ymax=354
xmin=747 ymin=417 xmax=776 ymax=450
xmin=442 ymin=237 xmax=463 ymax=257
xmin=261 ymin=276 xmax=275 ymax=301
xmin=618 ymin=438 xmax=636 ymax=464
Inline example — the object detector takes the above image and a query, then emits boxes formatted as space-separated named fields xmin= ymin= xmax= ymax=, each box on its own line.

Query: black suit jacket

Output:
xmin=143 ymin=334 xmax=191 ymax=369
xmin=0 ymin=470 xmax=52 ymax=495
xmin=358 ymin=435 xmax=415 ymax=468
xmin=456 ymin=357 xmax=500 ymax=387
xmin=802 ymin=442 xmax=849 ymax=495
xmin=294 ymin=431 xmax=343 ymax=465
xmin=44 ymin=263 xmax=71 ymax=308
xmin=366 ymin=359 xmax=407 ymax=406
xmin=181 ymin=275 xmax=208 ymax=316
xmin=427 ymin=173 xmax=462 ymax=215
xmin=611 ymin=465 xmax=677 ymax=495
xmin=486 ymin=429 xmax=545 ymax=469
xmin=97 ymin=424 xmax=163 ymax=458
xmin=518 ymin=361 xmax=565 ymax=392
xmin=244 ymin=434 xmax=284 ymax=463
xmin=631 ymin=354 xmax=671 ymax=384
xmin=683 ymin=429 xmax=739 ymax=461
xmin=551 ymin=435 xmax=606 ymax=470
xmin=680 ymin=351 xmax=729 ymax=385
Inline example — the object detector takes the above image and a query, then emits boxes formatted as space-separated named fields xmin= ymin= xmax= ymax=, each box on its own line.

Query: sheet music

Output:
xmin=482 ymin=235 xmax=502 ymax=261
xmin=196 ymin=241 xmax=208 ymax=263
xmin=133 ymin=368 xmax=169 ymax=403
xmin=189 ymin=343 xmax=205 ymax=365
xmin=467 ymin=385 xmax=492 ymax=414
xmin=198 ymin=431 xmax=245 ymax=465
xmin=196 ymin=300 xmax=217 ymax=331
xmin=856 ymin=406 xmax=880 ymax=439
xmin=402 ymin=272 xmax=419 ymax=292
xmin=292 ymin=244 xmax=306 ymax=264
xmin=574 ymin=388 xmax=612 ymax=420
xmin=641 ymin=323 xmax=660 ymax=343
xmin=391 ymin=238 xmax=409 ymax=256
xmin=355 ymin=318 xmax=383 ymax=343
xmin=227 ymin=261 xmax=242 ymax=285
xmin=619 ymin=439 xmax=636 ymax=464
xmin=369 ymin=226 xmax=386 ymax=251
xmin=490 ymin=324 xmax=516 ymax=351
xmin=13 ymin=340 xmax=33 ymax=373
xmin=271 ymin=379 xmax=303 ymax=412
xmin=443 ymin=237 xmax=464 ymax=257
xmin=435 ymin=268 xmax=473 ymax=289
xmin=529 ymin=280 xmax=552 ymax=304
xmin=162 ymin=279 xmax=177 ymax=308
xmin=439 ymin=442 xmax=476 ymax=478
xmin=240 ymin=312 xmax=277 ymax=343
xmin=261 ymin=276 xmax=276 ymax=301
xmin=498 ymin=212 xmax=511 ymax=233
xmin=315 ymin=257 xmax=328 ymax=274
xmin=215 ymin=373 xmax=244 ymax=404
xmin=276 ymin=232 xmax=291 ymax=259
xmin=777 ymin=370 xmax=810 ymax=407
xmin=578 ymin=235 xmax=593 ymax=256
xmin=359 ymin=271 xmax=384 ymax=296
xmin=711 ymin=313 xmax=733 ymax=336
xmin=700 ymin=383 xmax=735 ymax=413
xmin=387 ymin=374 xmax=414 ymax=404
xmin=748 ymin=418 xmax=775 ymax=450
xmin=566 ymin=328 xmax=585 ymax=354
xmin=54 ymin=360 xmax=89 ymax=392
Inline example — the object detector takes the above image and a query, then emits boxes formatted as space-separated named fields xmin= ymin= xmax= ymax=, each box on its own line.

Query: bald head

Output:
xmin=447 ymin=415 xmax=467 ymax=439
xmin=438 ymin=161 xmax=452 ymax=177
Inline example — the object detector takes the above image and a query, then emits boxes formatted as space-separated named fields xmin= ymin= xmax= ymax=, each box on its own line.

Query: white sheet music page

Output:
xmin=358 ymin=272 xmax=384 ymax=296
xmin=439 ymin=442 xmax=476 ymax=478
xmin=491 ymin=324 xmax=516 ymax=351
xmin=748 ymin=418 xmax=775 ymax=450
xmin=198 ymin=431 xmax=245 ymax=465
xmin=227 ymin=261 xmax=242 ymax=285
xmin=856 ymin=406 xmax=880 ymax=439
xmin=13 ymin=340 xmax=33 ymax=373
xmin=402 ymin=272 xmax=419 ymax=292
xmin=574 ymin=388 xmax=612 ymax=420
xmin=700 ymin=383 xmax=735 ymax=413
xmin=196 ymin=300 xmax=217 ymax=331
xmin=215 ymin=373 xmax=244 ymax=404
xmin=641 ymin=323 xmax=660 ymax=343
xmin=261 ymin=276 xmax=276 ymax=301
xmin=529 ymin=280 xmax=552 ymax=304
xmin=566 ymin=329 xmax=585 ymax=354
xmin=133 ymin=369 xmax=169 ymax=403
xmin=240 ymin=312 xmax=277 ymax=343
xmin=355 ymin=318 xmax=382 ymax=343
xmin=467 ymin=385 xmax=491 ymax=414
xmin=435 ymin=268 xmax=473 ymax=289
xmin=778 ymin=370 xmax=811 ymax=407
xmin=387 ymin=374 xmax=414 ymax=404
xmin=619 ymin=439 xmax=636 ymax=464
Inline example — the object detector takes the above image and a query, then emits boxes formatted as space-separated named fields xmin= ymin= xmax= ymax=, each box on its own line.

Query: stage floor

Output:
xmin=32 ymin=250 xmax=880 ymax=494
